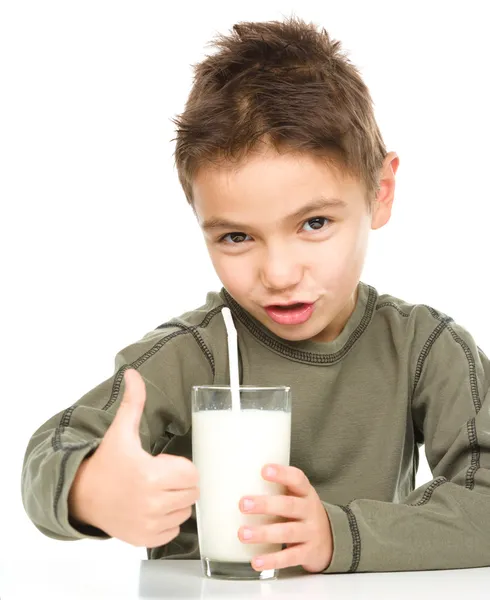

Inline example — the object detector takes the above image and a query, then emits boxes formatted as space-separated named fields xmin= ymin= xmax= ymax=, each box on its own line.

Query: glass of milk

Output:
xmin=192 ymin=385 xmax=291 ymax=580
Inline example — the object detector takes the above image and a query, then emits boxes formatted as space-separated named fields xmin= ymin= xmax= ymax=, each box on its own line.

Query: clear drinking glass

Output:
xmin=192 ymin=385 xmax=292 ymax=580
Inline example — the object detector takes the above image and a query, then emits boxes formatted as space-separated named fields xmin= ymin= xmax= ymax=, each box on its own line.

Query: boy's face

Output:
xmin=193 ymin=148 xmax=398 ymax=342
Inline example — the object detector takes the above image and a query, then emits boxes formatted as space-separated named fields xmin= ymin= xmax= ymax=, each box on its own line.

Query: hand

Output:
xmin=238 ymin=464 xmax=333 ymax=573
xmin=68 ymin=368 xmax=199 ymax=548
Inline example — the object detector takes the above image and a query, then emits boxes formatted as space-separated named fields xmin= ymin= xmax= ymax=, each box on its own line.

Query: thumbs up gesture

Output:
xmin=68 ymin=369 xmax=199 ymax=548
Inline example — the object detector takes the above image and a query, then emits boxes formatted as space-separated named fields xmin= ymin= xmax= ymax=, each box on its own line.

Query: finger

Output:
xmin=152 ymin=454 xmax=200 ymax=490
xmin=262 ymin=464 xmax=311 ymax=497
xmin=145 ymin=526 xmax=181 ymax=549
xmin=158 ymin=505 xmax=193 ymax=532
xmin=240 ymin=494 xmax=305 ymax=520
xmin=251 ymin=544 xmax=305 ymax=571
xmin=163 ymin=488 xmax=199 ymax=513
xmin=238 ymin=521 xmax=307 ymax=545
xmin=111 ymin=368 xmax=147 ymax=444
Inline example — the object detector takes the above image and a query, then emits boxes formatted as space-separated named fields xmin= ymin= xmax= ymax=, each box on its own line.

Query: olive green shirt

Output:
xmin=21 ymin=281 xmax=490 ymax=572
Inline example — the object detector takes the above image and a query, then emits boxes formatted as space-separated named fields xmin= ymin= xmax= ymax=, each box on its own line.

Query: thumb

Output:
xmin=110 ymin=368 xmax=147 ymax=443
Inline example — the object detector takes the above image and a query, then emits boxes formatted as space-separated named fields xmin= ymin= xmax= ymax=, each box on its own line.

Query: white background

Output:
xmin=1 ymin=0 xmax=489 ymax=565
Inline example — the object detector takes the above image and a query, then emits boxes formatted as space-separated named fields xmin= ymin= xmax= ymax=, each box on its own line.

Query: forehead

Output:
xmin=192 ymin=150 xmax=364 ymax=220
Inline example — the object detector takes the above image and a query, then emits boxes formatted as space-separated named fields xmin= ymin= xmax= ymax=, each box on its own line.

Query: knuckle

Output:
xmin=286 ymin=495 xmax=297 ymax=516
xmin=162 ymin=526 xmax=180 ymax=545
xmin=292 ymin=547 xmax=304 ymax=565
xmin=145 ymin=494 xmax=161 ymax=515
xmin=309 ymin=515 xmax=321 ymax=537
xmin=170 ymin=525 xmax=181 ymax=539
xmin=290 ymin=467 xmax=305 ymax=486
xmin=307 ymin=522 xmax=317 ymax=541
xmin=173 ymin=492 xmax=191 ymax=513
xmin=146 ymin=495 xmax=163 ymax=518
xmin=149 ymin=526 xmax=180 ymax=549
xmin=184 ymin=488 xmax=199 ymax=507
xmin=181 ymin=506 xmax=193 ymax=523
xmin=162 ymin=491 xmax=179 ymax=513
xmin=175 ymin=457 xmax=199 ymax=482
xmin=280 ymin=547 xmax=301 ymax=569
xmin=143 ymin=467 xmax=161 ymax=489
xmin=254 ymin=527 xmax=264 ymax=542
xmin=283 ymin=521 xmax=295 ymax=540
xmin=169 ymin=506 xmax=192 ymax=527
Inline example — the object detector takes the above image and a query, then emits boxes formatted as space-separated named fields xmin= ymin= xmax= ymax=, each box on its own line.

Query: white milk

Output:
xmin=192 ymin=409 xmax=291 ymax=562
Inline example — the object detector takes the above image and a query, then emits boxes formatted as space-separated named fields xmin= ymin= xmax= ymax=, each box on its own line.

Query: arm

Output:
xmin=322 ymin=318 xmax=490 ymax=573
xmin=21 ymin=325 xmax=214 ymax=542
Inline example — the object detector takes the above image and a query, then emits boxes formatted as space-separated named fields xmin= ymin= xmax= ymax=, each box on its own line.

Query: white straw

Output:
xmin=221 ymin=307 xmax=241 ymax=412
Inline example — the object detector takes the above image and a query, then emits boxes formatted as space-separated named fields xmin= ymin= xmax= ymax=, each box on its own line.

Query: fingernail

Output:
xmin=242 ymin=528 xmax=253 ymax=540
xmin=265 ymin=466 xmax=277 ymax=478
xmin=254 ymin=558 xmax=264 ymax=568
xmin=243 ymin=498 xmax=254 ymax=511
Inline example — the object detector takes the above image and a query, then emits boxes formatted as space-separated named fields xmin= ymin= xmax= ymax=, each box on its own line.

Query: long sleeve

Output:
xmin=21 ymin=325 xmax=214 ymax=542
xmin=322 ymin=318 xmax=490 ymax=573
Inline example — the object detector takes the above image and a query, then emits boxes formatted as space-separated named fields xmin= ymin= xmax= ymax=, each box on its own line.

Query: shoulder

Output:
xmin=374 ymin=288 xmax=455 ymax=346
xmin=152 ymin=290 xmax=224 ymax=326
xmin=115 ymin=291 xmax=227 ymax=375
xmin=375 ymin=289 xmax=451 ymax=325
xmin=372 ymin=286 xmax=490 ymax=386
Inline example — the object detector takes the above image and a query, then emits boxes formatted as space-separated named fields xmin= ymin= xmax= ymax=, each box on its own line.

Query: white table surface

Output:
xmin=1 ymin=558 xmax=489 ymax=599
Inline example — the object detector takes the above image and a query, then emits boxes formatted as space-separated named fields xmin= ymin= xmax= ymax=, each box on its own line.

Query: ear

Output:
xmin=371 ymin=152 xmax=399 ymax=230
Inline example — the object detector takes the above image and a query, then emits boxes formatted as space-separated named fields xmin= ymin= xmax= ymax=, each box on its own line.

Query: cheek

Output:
xmin=342 ymin=219 xmax=370 ymax=263
xmin=347 ymin=230 xmax=369 ymax=268
xmin=313 ymin=225 xmax=369 ymax=282
xmin=206 ymin=248 xmax=254 ymax=293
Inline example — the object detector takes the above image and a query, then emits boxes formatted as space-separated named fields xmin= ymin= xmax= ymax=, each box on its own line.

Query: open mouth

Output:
xmin=270 ymin=302 xmax=306 ymax=311
xmin=264 ymin=302 xmax=315 ymax=325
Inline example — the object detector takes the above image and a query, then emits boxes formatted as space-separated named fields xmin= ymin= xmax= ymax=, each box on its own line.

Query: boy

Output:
xmin=21 ymin=17 xmax=490 ymax=574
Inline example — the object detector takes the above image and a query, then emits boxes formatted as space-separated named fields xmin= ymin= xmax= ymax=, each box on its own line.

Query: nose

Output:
xmin=259 ymin=246 xmax=303 ymax=292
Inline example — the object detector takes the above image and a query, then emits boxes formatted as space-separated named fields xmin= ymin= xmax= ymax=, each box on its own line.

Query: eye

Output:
xmin=302 ymin=217 xmax=330 ymax=232
xmin=220 ymin=232 xmax=252 ymax=244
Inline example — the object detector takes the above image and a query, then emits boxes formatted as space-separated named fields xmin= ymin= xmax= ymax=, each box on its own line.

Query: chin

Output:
xmin=268 ymin=321 xmax=321 ymax=342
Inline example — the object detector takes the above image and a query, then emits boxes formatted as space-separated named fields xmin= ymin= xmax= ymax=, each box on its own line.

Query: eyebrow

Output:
xmin=201 ymin=196 xmax=348 ymax=232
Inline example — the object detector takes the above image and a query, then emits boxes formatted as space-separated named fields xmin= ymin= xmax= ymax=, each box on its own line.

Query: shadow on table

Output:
xmin=138 ymin=560 xmax=308 ymax=598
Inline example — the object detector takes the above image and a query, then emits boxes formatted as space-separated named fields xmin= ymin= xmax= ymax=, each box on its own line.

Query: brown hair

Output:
xmin=172 ymin=16 xmax=387 ymax=205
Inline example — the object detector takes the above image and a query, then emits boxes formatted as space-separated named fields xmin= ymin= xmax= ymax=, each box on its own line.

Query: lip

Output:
xmin=264 ymin=302 xmax=315 ymax=326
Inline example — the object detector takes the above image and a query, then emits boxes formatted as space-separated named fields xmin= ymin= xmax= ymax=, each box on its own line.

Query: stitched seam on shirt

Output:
xmin=156 ymin=306 xmax=225 ymax=375
xmin=105 ymin=331 xmax=196 ymax=412
xmin=465 ymin=417 xmax=480 ymax=490
xmin=445 ymin=324 xmax=482 ymax=489
xmin=412 ymin=315 xmax=453 ymax=397
xmin=50 ymin=306 xmax=223 ymax=525
xmin=409 ymin=476 xmax=448 ymax=506
xmin=51 ymin=328 xmax=187 ymax=453
xmin=338 ymin=505 xmax=361 ymax=573
xmin=412 ymin=312 xmax=483 ymax=492
xmin=53 ymin=441 xmax=97 ymax=521
xmin=222 ymin=286 xmax=377 ymax=365
xmin=159 ymin=324 xmax=215 ymax=373
xmin=421 ymin=305 xmax=444 ymax=320
xmin=446 ymin=325 xmax=482 ymax=414
xmin=375 ymin=302 xmax=410 ymax=318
